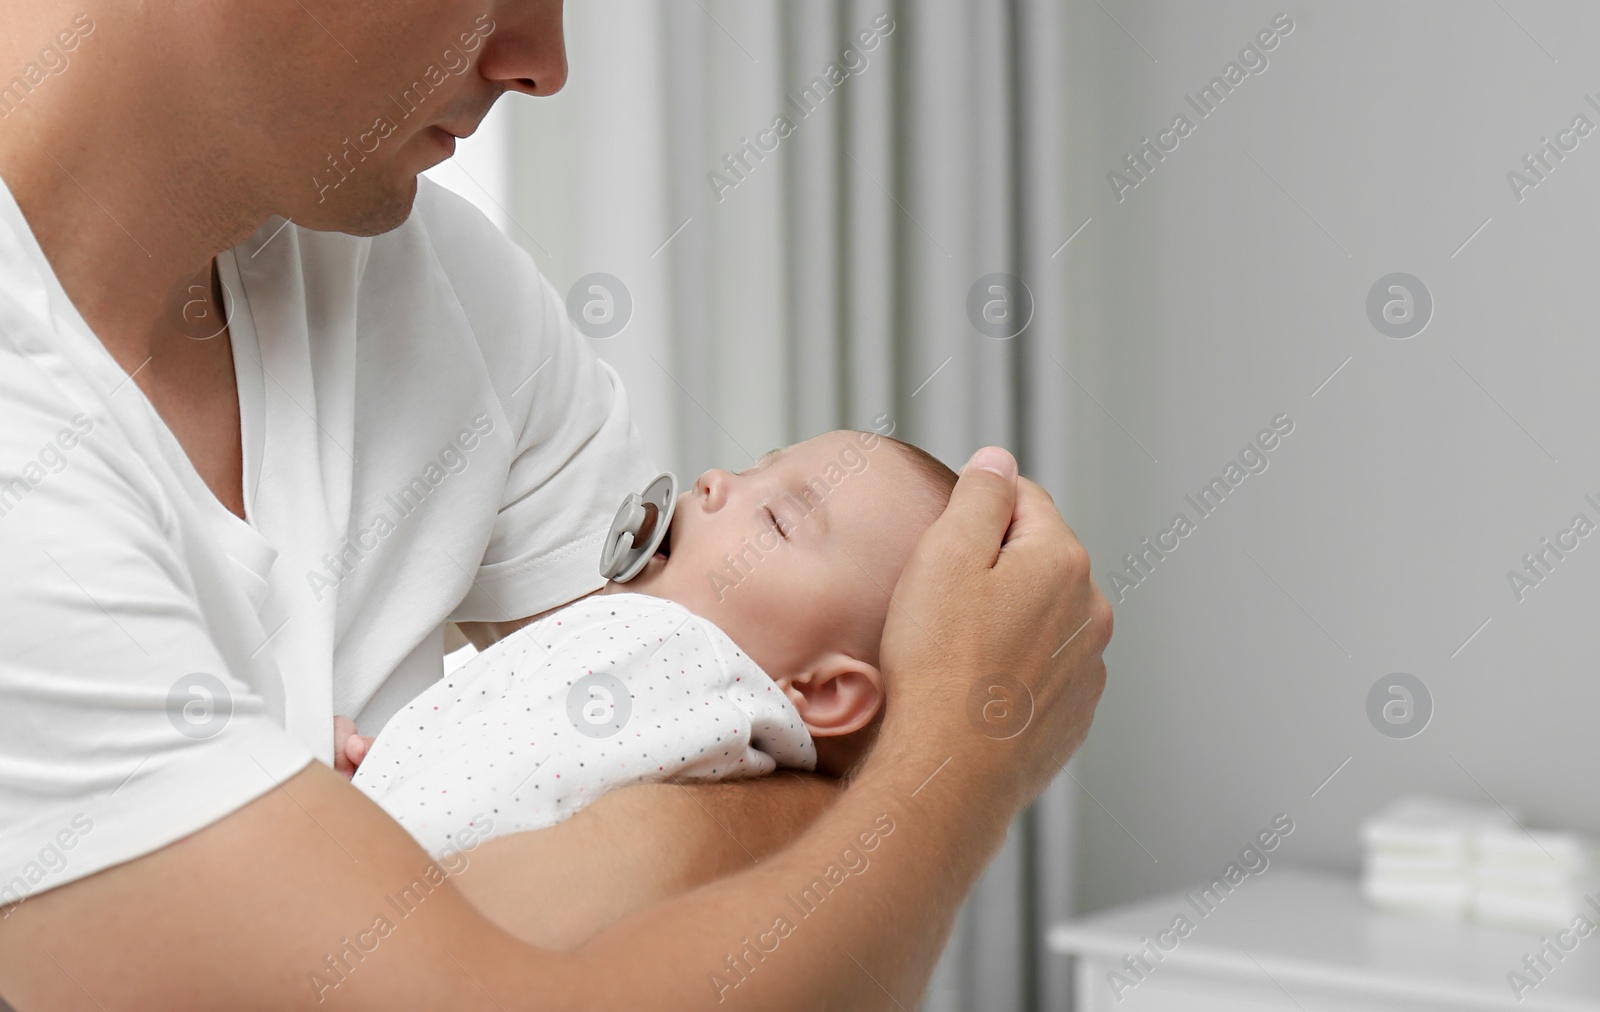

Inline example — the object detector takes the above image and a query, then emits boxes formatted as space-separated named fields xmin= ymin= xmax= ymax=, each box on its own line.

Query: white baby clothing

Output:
xmin=352 ymin=593 xmax=817 ymax=856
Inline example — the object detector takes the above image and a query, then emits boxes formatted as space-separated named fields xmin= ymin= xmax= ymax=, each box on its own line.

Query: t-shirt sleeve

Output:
xmin=413 ymin=182 xmax=659 ymax=624
xmin=0 ymin=377 xmax=314 ymax=904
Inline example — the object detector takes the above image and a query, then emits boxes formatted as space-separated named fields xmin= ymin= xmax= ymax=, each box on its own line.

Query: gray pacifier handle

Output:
xmin=599 ymin=472 xmax=678 ymax=582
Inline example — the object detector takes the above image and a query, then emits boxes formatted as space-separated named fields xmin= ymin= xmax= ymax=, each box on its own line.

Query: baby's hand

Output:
xmin=332 ymin=715 xmax=374 ymax=780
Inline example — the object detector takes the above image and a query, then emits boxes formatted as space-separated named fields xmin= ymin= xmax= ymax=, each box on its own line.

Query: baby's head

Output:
xmin=614 ymin=429 xmax=957 ymax=775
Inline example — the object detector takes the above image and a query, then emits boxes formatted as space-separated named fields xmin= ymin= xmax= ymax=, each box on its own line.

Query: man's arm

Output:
xmin=449 ymin=773 xmax=839 ymax=949
xmin=0 ymin=758 xmax=959 ymax=1011
xmin=0 ymin=456 xmax=1110 ymax=1010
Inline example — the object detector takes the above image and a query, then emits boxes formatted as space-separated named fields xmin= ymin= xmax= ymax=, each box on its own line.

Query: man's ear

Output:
xmin=782 ymin=654 xmax=884 ymax=737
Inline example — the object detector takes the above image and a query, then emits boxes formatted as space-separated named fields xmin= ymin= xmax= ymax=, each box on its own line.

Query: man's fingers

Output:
xmin=996 ymin=476 xmax=1113 ymax=657
xmin=930 ymin=446 xmax=1020 ymax=569
xmin=999 ymin=477 xmax=1088 ymax=572
xmin=1003 ymin=476 xmax=1069 ymax=542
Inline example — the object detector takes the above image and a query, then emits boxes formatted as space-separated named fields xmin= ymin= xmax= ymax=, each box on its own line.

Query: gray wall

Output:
xmin=1066 ymin=0 xmax=1600 ymax=914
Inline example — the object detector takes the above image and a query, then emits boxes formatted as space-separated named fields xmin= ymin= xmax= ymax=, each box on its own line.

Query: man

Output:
xmin=0 ymin=1 xmax=1111 ymax=1008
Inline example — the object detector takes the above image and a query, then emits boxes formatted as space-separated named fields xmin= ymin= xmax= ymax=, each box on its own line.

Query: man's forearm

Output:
xmin=548 ymin=749 xmax=1012 ymax=1010
xmin=453 ymin=773 xmax=840 ymax=948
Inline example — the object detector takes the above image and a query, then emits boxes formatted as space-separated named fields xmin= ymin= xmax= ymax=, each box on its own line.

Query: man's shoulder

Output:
xmin=408 ymin=176 xmax=514 ymax=252
xmin=246 ymin=178 xmax=557 ymax=369
xmin=0 ymin=343 xmax=160 ymax=526
xmin=401 ymin=178 xmax=556 ymax=322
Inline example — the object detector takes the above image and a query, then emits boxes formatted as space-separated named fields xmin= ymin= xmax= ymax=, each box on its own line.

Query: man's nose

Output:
xmin=480 ymin=1 xmax=569 ymax=98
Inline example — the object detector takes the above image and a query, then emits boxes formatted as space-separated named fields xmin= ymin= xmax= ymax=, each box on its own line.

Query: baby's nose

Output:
xmin=696 ymin=469 xmax=734 ymax=509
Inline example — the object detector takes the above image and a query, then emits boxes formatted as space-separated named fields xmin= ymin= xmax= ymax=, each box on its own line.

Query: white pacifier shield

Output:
xmin=599 ymin=472 xmax=678 ymax=582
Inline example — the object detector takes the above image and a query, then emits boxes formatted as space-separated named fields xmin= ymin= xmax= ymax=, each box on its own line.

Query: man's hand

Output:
xmin=331 ymin=715 xmax=373 ymax=780
xmin=877 ymin=446 xmax=1112 ymax=812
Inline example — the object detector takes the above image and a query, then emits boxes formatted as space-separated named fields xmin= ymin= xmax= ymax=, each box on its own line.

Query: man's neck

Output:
xmin=0 ymin=6 xmax=267 ymax=365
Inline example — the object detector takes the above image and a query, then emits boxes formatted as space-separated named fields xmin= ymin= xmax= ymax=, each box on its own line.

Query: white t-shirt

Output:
xmin=353 ymin=592 xmax=817 ymax=857
xmin=0 ymin=176 xmax=656 ymax=907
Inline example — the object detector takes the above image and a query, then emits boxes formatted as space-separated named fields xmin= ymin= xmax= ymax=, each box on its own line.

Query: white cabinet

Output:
xmin=1050 ymin=870 xmax=1600 ymax=1011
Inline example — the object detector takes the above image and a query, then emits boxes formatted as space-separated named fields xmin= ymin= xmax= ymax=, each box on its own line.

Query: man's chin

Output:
xmin=295 ymin=176 xmax=418 ymax=237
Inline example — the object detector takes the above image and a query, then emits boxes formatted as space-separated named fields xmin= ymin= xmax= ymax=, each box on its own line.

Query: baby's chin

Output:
xmin=604 ymin=555 xmax=746 ymax=639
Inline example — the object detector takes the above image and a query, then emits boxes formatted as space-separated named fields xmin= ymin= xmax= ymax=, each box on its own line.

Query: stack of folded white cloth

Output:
xmin=1360 ymin=797 xmax=1519 ymax=920
xmin=1472 ymin=826 xmax=1600 ymax=931
xmin=1361 ymin=797 xmax=1600 ymax=931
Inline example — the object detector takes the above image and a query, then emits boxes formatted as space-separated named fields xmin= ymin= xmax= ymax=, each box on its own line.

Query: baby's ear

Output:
xmin=784 ymin=655 xmax=884 ymax=737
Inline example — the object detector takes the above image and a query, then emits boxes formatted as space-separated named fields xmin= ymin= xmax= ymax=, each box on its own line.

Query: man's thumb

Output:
xmin=937 ymin=446 xmax=1019 ymax=565
xmin=962 ymin=446 xmax=1017 ymax=482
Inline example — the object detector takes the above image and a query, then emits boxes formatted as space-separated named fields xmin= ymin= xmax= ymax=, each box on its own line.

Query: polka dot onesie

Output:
xmin=352 ymin=592 xmax=817 ymax=858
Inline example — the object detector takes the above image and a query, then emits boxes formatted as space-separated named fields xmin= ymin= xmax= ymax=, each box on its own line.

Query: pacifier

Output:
xmin=599 ymin=472 xmax=678 ymax=582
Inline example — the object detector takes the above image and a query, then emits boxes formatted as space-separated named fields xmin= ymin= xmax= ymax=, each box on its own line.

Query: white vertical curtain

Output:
xmin=500 ymin=2 xmax=1077 ymax=1007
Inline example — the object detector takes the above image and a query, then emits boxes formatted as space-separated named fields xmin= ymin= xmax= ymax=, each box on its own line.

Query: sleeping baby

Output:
xmin=344 ymin=429 xmax=958 ymax=857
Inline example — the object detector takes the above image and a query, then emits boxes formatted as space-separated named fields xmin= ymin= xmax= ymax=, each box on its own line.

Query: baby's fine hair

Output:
xmin=876 ymin=435 xmax=959 ymax=521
